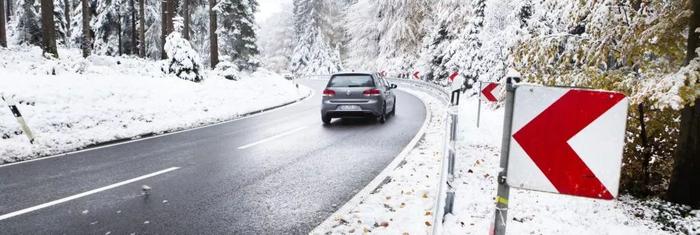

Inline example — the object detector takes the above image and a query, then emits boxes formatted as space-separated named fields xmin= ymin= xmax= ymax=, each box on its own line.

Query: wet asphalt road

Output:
xmin=0 ymin=80 xmax=426 ymax=234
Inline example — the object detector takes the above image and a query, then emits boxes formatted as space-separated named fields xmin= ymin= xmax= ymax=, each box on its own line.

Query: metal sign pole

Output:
xmin=477 ymin=82 xmax=482 ymax=128
xmin=493 ymin=77 xmax=517 ymax=235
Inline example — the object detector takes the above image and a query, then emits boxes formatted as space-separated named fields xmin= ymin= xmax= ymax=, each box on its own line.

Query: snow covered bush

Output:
xmin=214 ymin=61 xmax=241 ymax=81
xmin=162 ymin=16 xmax=203 ymax=83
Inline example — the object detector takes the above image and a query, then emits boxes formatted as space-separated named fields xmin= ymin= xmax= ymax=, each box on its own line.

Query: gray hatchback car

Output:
xmin=321 ymin=72 xmax=397 ymax=124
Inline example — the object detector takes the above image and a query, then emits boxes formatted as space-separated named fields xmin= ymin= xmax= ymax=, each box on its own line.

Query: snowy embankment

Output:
xmin=0 ymin=47 xmax=309 ymax=163
xmin=442 ymin=97 xmax=700 ymax=235
xmin=312 ymin=88 xmax=448 ymax=234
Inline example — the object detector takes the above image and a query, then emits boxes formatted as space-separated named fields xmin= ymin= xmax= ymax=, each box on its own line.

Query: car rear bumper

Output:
xmin=321 ymin=99 xmax=383 ymax=117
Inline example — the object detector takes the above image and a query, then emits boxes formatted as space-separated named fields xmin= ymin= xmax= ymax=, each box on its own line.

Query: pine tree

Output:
xmin=257 ymin=1 xmax=294 ymax=72
xmin=290 ymin=0 xmax=342 ymax=76
xmin=92 ymin=0 xmax=124 ymax=55
xmin=14 ymin=0 xmax=42 ymax=46
xmin=214 ymin=0 xmax=259 ymax=70
xmin=162 ymin=16 xmax=203 ymax=82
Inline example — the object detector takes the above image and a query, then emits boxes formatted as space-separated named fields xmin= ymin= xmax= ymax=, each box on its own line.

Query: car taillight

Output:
xmin=323 ymin=89 xmax=336 ymax=97
xmin=363 ymin=88 xmax=381 ymax=96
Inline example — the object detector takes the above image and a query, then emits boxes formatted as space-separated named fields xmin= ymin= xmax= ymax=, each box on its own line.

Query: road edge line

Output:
xmin=309 ymin=86 xmax=433 ymax=234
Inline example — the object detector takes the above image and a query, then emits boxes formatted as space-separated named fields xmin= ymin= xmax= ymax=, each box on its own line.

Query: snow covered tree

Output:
xmin=144 ymin=0 xmax=162 ymax=59
xmin=214 ymin=0 xmax=259 ymax=70
xmin=14 ymin=0 xmax=42 ymax=46
xmin=162 ymin=16 xmax=203 ymax=82
xmin=290 ymin=0 xmax=342 ymax=76
xmin=257 ymin=1 xmax=294 ymax=72
xmin=52 ymin=0 xmax=68 ymax=45
xmin=344 ymin=0 xmax=429 ymax=72
xmin=452 ymin=0 xmax=485 ymax=83
xmin=416 ymin=0 xmax=469 ymax=82
xmin=187 ymin=4 xmax=209 ymax=64
xmin=91 ymin=0 xmax=126 ymax=55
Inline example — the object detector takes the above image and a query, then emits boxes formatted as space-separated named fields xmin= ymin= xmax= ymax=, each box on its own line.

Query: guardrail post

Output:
xmin=492 ymin=77 xmax=518 ymax=235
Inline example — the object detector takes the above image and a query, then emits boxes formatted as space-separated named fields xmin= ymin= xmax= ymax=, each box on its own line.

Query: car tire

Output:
xmin=390 ymin=101 xmax=396 ymax=116
xmin=322 ymin=115 xmax=331 ymax=125
xmin=378 ymin=104 xmax=387 ymax=124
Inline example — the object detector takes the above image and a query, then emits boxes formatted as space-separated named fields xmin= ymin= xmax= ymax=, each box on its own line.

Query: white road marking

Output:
xmin=237 ymin=126 xmax=308 ymax=150
xmin=0 ymin=167 xmax=180 ymax=221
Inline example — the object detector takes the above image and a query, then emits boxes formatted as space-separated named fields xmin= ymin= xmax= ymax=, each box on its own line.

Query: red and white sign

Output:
xmin=449 ymin=71 xmax=459 ymax=82
xmin=480 ymin=82 xmax=501 ymax=102
xmin=413 ymin=71 xmax=420 ymax=80
xmin=506 ymin=85 xmax=629 ymax=200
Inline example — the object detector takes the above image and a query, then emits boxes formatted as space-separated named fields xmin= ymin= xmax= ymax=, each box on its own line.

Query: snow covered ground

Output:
xmin=442 ymin=96 xmax=700 ymax=235
xmin=312 ymin=88 xmax=448 ymax=234
xmin=0 ymin=46 xmax=309 ymax=164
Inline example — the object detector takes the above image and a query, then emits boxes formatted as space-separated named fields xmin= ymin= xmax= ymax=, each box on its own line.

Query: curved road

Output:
xmin=0 ymin=80 xmax=426 ymax=234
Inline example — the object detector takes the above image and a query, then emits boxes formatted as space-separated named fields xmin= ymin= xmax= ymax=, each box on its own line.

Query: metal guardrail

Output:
xmin=388 ymin=78 xmax=457 ymax=235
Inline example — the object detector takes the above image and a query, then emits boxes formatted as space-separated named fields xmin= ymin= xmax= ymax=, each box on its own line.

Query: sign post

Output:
xmin=477 ymin=82 xmax=482 ymax=128
xmin=492 ymin=77 xmax=516 ymax=235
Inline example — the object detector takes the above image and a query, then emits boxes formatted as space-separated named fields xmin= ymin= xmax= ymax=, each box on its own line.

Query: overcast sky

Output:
xmin=256 ymin=0 xmax=292 ymax=23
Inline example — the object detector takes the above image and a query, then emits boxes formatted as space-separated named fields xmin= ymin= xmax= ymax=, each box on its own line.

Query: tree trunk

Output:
xmin=183 ymin=0 xmax=189 ymax=40
xmin=667 ymin=0 xmax=700 ymax=209
xmin=5 ymin=0 xmax=11 ymax=22
xmin=130 ymin=0 xmax=136 ymax=54
xmin=138 ymin=0 xmax=144 ymax=57
xmin=0 ymin=0 xmax=6 ymax=47
xmin=81 ymin=0 xmax=90 ymax=57
xmin=41 ymin=0 xmax=59 ymax=57
xmin=65 ymin=0 xmax=70 ymax=37
xmin=208 ymin=0 xmax=218 ymax=68
xmin=160 ymin=0 xmax=167 ymax=58
xmin=638 ymin=103 xmax=651 ymax=195
xmin=117 ymin=11 xmax=122 ymax=55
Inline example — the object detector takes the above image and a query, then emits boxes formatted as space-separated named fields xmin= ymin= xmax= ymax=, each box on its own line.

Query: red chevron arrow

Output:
xmin=481 ymin=83 xmax=499 ymax=102
xmin=512 ymin=90 xmax=625 ymax=199
xmin=413 ymin=71 xmax=420 ymax=80
xmin=449 ymin=71 xmax=459 ymax=82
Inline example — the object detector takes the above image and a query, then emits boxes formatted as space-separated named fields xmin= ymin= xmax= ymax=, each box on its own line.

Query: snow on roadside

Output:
xmin=0 ymin=46 xmax=309 ymax=163
xmin=312 ymin=88 xmax=447 ymax=235
xmin=443 ymin=97 xmax=700 ymax=234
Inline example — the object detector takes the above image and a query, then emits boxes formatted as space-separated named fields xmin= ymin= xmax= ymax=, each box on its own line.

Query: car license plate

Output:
xmin=337 ymin=105 xmax=361 ymax=111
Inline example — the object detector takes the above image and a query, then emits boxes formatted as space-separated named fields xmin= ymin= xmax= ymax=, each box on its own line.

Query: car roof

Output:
xmin=331 ymin=72 xmax=376 ymax=76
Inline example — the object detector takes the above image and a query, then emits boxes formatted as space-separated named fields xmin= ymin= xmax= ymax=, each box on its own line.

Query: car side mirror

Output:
xmin=390 ymin=84 xmax=398 ymax=89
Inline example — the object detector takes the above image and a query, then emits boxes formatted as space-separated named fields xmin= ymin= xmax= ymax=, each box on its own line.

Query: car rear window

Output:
xmin=328 ymin=75 xmax=375 ymax=87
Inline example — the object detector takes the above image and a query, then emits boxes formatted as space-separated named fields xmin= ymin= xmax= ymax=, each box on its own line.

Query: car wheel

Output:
xmin=390 ymin=101 xmax=396 ymax=116
xmin=322 ymin=115 xmax=331 ymax=125
xmin=378 ymin=104 xmax=387 ymax=124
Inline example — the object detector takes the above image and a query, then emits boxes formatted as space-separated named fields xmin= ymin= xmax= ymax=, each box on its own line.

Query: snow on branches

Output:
xmin=162 ymin=16 xmax=203 ymax=82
